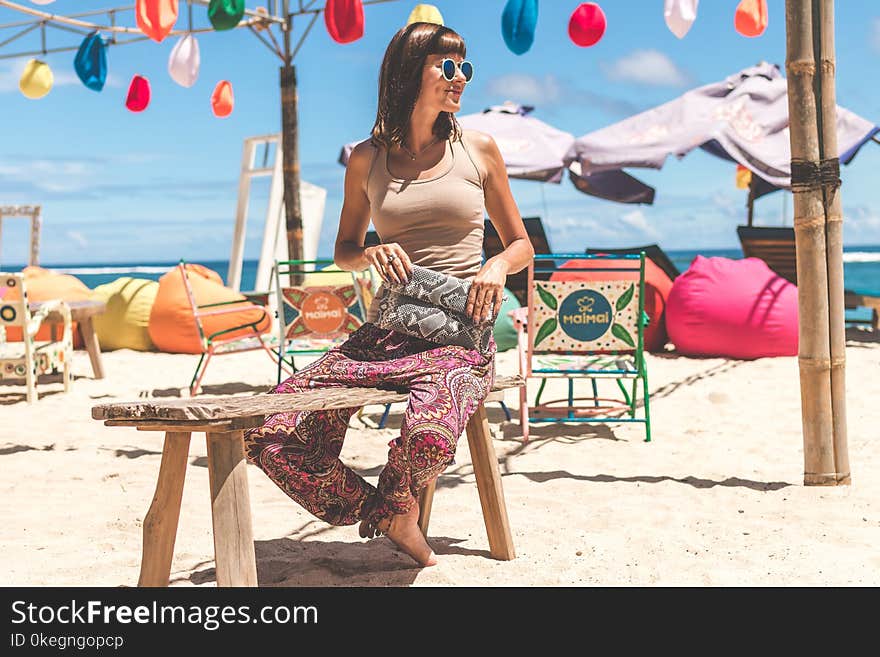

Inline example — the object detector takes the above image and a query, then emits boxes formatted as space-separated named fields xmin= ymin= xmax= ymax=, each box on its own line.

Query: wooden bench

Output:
xmin=92 ymin=375 xmax=521 ymax=587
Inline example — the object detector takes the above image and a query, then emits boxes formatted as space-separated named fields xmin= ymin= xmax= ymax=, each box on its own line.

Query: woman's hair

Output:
xmin=370 ymin=22 xmax=466 ymax=150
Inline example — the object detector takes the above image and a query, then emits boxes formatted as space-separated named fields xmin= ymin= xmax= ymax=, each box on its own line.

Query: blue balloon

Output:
xmin=501 ymin=0 xmax=538 ymax=55
xmin=74 ymin=31 xmax=107 ymax=92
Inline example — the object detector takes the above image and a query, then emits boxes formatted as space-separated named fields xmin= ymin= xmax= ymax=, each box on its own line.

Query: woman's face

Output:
xmin=417 ymin=53 xmax=468 ymax=114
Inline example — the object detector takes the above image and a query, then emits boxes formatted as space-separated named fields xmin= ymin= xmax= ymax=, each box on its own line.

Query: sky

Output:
xmin=0 ymin=0 xmax=879 ymax=266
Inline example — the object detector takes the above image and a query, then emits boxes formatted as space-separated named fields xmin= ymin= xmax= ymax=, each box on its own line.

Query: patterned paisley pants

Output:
xmin=243 ymin=323 xmax=496 ymax=529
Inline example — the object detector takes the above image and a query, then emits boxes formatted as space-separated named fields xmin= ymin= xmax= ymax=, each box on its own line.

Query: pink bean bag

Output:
xmin=666 ymin=256 xmax=798 ymax=358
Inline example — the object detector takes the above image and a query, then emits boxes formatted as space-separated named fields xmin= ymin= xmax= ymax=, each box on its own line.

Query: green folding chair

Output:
xmin=511 ymin=252 xmax=652 ymax=442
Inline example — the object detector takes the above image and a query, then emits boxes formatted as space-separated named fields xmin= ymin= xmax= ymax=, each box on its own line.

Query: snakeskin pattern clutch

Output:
xmin=375 ymin=265 xmax=501 ymax=353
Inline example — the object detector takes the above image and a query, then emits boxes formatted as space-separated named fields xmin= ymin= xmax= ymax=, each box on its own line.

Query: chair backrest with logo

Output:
xmin=525 ymin=253 xmax=645 ymax=375
xmin=273 ymin=260 xmax=373 ymax=372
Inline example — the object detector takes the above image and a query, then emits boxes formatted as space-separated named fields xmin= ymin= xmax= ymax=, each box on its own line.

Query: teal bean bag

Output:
xmin=493 ymin=287 xmax=521 ymax=352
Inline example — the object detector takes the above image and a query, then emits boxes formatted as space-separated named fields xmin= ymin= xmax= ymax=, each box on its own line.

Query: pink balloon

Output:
xmin=568 ymin=3 xmax=606 ymax=47
xmin=125 ymin=75 xmax=150 ymax=112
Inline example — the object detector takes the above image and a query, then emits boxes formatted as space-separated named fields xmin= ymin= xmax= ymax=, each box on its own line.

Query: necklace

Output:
xmin=399 ymin=136 xmax=439 ymax=160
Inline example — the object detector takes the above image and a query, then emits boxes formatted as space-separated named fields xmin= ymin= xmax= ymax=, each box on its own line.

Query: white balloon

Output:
xmin=664 ymin=0 xmax=699 ymax=39
xmin=168 ymin=33 xmax=200 ymax=88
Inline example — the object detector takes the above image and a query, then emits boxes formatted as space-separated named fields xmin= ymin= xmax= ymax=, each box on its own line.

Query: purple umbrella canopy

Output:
xmin=564 ymin=62 xmax=879 ymax=200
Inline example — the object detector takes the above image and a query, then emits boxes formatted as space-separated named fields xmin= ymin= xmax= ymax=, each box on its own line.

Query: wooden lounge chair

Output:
xmin=737 ymin=225 xmax=879 ymax=328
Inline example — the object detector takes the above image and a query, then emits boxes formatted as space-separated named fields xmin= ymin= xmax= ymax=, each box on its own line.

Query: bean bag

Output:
xmin=90 ymin=277 xmax=159 ymax=351
xmin=493 ymin=287 xmax=521 ymax=352
xmin=550 ymin=258 xmax=674 ymax=352
xmin=666 ymin=256 xmax=798 ymax=359
xmin=0 ymin=266 xmax=91 ymax=343
xmin=148 ymin=264 xmax=271 ymax=354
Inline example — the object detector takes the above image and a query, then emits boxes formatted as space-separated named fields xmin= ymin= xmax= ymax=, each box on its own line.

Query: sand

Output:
xmin=2 ymin=329 xmax=879 ymax=586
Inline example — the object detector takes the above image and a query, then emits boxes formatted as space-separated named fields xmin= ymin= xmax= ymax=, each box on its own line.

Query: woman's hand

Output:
xmin=466 ymin=258 xmax=508 ymax=324
xmin=364 ymin=243 xmax=413 ymax=285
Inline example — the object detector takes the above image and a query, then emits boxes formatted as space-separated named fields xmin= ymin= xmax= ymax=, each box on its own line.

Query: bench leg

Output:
xmin=139 ymin=431 xmax=191 ymax=587
xmin=206 ymin=430 xmax=258 ymax=587
xmin=417 ymin=479 xmax=436 ymax=537
xmin=465 ymin=402 xmax=516 ymax=560
xmin=79 ymin=316 xmax=105 ymax=379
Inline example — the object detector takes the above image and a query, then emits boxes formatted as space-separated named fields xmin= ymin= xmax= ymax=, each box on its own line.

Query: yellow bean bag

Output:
xmin=148 ymin=263 xmax=271 ymax=354
xmin=89 ymin=277 xmax=158 ymax=351
xmin=1 ymin=266 xmax=91 ymax=343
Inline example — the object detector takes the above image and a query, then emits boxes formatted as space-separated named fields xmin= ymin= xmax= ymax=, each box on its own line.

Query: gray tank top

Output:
xmin=364 ymin=137 xmax=486 ymax=322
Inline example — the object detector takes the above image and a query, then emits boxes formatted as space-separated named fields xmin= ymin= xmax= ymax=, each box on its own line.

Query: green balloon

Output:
xmin=208 ymin=0 xmax=245 ymax=31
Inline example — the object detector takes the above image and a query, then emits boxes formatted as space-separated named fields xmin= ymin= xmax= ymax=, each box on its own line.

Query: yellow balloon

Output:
xmin=19 ymin=59 xmax=53 ymax=99
xmin=407 ymin=4 xmax=443 ymax=26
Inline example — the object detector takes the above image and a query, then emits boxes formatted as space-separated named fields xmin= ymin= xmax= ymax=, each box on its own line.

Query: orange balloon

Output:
xmin=211 ymin=80 xmax=234 ymax=118
xmin=136 ymin=0 xmax=179 ymax=43
xmin=734 ymin=0 xmax=768 ymax=38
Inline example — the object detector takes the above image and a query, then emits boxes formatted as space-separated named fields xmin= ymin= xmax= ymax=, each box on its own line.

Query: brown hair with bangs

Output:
xmin=370 ymin=22 xmax=466 ymax=150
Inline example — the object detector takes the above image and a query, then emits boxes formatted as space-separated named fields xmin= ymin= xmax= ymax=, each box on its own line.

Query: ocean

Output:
xmin=11 ymin=245 xmax=880 ymax=294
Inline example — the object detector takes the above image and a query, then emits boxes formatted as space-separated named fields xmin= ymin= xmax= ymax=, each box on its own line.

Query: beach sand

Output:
xmin=2 ymin=330 xmax=879 ymax=586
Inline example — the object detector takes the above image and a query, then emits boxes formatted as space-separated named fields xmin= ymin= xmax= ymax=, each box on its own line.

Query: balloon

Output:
xmin=568 ymin=3 xmax=606 ymax=47
xmin=74 ymin=32 xmax=107 ymax=92
xmin=136 ymin=0 xmax=179 ymax=43
xmin=324 ymin=0 xmax=364 ymax=44
xmin=19 ymin=59 xmax=53 ymax=99
xmin=501 ymin=0 xmax=538 ymax=56
xmin=664 ymin=0 xmax=699 ymax=39
xmin=208 ymin=0 xmax=245 ymax=31
xmin=735 ymin=0 xmax=768 ymax=38
xmin=406 ymin=4 xmax=443 ymax=26
xmin=168 ymin=33 xmax=200 ymax=87
xmin=211 ymin=80 xmax=234 ymax=118
xmin=30 ymin=1 xmax=57 ymax=5
xmin=125 ymin=75 xmax=151 ymax=112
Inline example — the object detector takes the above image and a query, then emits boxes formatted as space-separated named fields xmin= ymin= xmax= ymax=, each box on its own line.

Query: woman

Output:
xmin=244 ymin=22 xmax=533 ymax=567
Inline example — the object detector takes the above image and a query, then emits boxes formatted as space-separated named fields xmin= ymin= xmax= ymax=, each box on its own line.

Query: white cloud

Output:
xmin=0 ymin=158 xmax=98 ymax=193
xmin=619 ymin=209 xmax=660 ymax=238
xmin=601 ymin=50 xmax=691 ymax=87
xmin=485 ymin=74 xmax=563 ymax=105
xmin=65 ymin=230 xmax=88 ymax=248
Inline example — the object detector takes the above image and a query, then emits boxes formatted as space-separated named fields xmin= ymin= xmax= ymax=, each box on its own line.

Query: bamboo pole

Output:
xmin=816 ymin=0 xmax=850 ymax=484
xmin=280 ymin=0 xmax=304 ymax=286
xmin=784 ymin=0 xmax=836 ymax=485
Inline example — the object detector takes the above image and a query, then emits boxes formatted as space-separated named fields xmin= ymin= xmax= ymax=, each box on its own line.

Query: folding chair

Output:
xmin=273 ymin=259 xmax=375 ymax=382
xmin=512 ymin=253 xmax=652 ymax=442
xmin=179 ymin=262 xmax=278 ymax=396
xmin=0 ymin=273 xmax=72 ymax=403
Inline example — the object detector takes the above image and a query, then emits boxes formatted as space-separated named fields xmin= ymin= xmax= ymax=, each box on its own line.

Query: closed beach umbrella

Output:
xmin=211 ymin=80 xmax=234 ymax=117
xmin=734 ymin=0 xmax=768 ymax=38
xmin=74 ymin=32 xmax=107 ymax=92
xmin=407 ymin=4 xmax=443 ymax=26
xmin=136 ymin=0 xmax=179 ymax=43
xmin=19 ymin=59 xmax=53 ymax=99
xmin=501 ymin=0 xmax=538 ymax=56
xmin=168 ymin=33 xmax=200 ymax=87
xmin=664 ymin=0 xmax=699 ymax=39
xmin=125 ymin=75 xmax=151 ymax=112
xmin=568 ymin=3 xmax=606 ymax=47
xmin=208 ymin=0 xmax=245 ymax=31
xmin=324 ymin=0 xmax=364 ymax=44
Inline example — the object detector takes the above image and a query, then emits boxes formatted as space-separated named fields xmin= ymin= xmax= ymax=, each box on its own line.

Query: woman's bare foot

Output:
xmin=384 ymin=502 xmax=437 ymax=567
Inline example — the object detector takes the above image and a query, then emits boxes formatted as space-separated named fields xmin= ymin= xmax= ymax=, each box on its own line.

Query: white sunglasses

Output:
xmin=440 ymin=58 xmax=474 ymax=83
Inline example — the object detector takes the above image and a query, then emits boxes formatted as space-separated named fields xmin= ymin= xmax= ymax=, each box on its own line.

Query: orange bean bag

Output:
xmin=1 ymin=266 xmax=91 ymax=344
xmin=147 ymin=263 xmax=271 ymax=354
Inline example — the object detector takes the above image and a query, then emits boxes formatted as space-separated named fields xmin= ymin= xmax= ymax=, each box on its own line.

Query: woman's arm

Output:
xmin=464 ymin=130 xmax=535 ymax=323
xmin=334 ymin=141 xmax=413 ymax=284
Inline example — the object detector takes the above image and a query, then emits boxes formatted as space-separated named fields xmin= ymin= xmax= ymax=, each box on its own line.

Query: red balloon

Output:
xmin=568 ymin=3 xmax=606 ymax=47
xmin=324 ymin=0 xmax=364 ymax=44
xmin=211 ymin=80 xmax=234 ymax=118
xmin=125 ymin=75 xmax=150 ymax=112
xmin=734 ymin=0 xmax=768 ymax=38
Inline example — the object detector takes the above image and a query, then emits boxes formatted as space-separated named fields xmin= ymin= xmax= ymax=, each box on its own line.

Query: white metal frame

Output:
xmin=0 ymin=205 xmax=40 ymax=269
